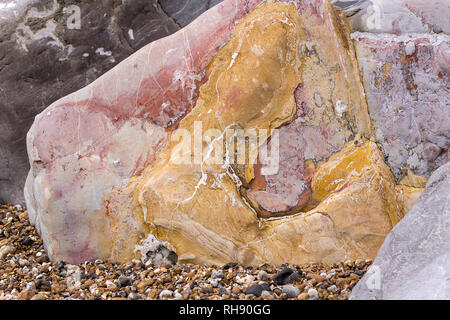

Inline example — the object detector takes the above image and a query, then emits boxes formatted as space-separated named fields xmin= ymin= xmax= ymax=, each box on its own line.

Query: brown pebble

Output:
xmin=297 ymin=293 xmax=309 ymax=300
xmin=231 ymin=285 xmax=241 ymax=295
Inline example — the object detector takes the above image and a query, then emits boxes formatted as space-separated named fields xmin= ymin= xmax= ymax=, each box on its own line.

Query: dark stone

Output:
xmin=354 ymin=270 xmax=363 ymax=276
xmin=36 ymin=254 xmax=49 ymax=263
xmin=286 ymin=271 xmax=301 ymax=284
xmin=167 ymin=250 xmax=178 ymax=265
xmin=246 ymin=284 xmax=271 ymax=297
xmin=0 ymin=0 xmax=182 ymax=205
xmin=118 ymin=275 xmax=132 ymax=287
xmin=218 ymin=287 xmax=228 ymax=295
xmin=223 ymin=262 xmax=238 ymax=270
xmin=159 ymin=0 xmax=223 ymax=27
xmin=21 ymin=237 xmax=33 ymax=246
xmin=54 ymin=262 xmax=65 ymax=270
xmin=35 ymin=279 xmax=51 ymax=290
xmin=273 ymin=268 xmax=300 ymax=286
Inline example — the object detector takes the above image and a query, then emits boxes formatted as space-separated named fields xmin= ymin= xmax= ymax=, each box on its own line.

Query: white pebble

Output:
xmin=308 ymin=288 xmax=319 ymax=300
xmin=159 ymin=289 xmax=173 ymax=299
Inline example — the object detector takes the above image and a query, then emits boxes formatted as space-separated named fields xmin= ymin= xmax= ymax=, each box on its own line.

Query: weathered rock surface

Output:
xmin=353 ymin=32 xmax=450 ymax=180
xmin=243 ymin=0 xmax=372 ymax=217
xmin=0 ymin=0 xmax=190 ymax=205
xmin=342 ymin=0 xmax=450 ymax=34
xmin=159 ymin=0 xmax=223 ymax=27
xmin=25 ymin=0 xmax=263 ymax=263
xmin=25 ymin=0 xmax=437 ymax=265
xmin=350 ymin=162 xmax=450 ymax=300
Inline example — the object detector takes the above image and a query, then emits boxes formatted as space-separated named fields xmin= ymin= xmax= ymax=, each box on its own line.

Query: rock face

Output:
xmin=343 ymin=0 xmax=450 ymax=34
xmin=25 ymin=0 xmax=444 ymax=265
xmin=25 ymin=0 xmax=263 ymax=263
xmin=0 ymin=0 xmax=215 ymax=205
xmin=350 ymin=163 xmax=450 ymax=300
xmin=353 ymin=32 xmax=450 ymax=180
xmin=159 ymin=0 xmax=223 ymax=27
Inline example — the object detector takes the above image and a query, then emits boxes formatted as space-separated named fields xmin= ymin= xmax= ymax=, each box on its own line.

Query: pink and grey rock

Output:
xmin=353 ymin=32 xmax=450 ymax=179
xmin=25 ymin=0 xmax=262 ymax=263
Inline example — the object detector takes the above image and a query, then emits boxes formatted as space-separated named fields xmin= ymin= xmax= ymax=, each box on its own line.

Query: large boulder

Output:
xmin=24 ymin=0 xmax=429 ymax=265
xmin=350 ymin=162 xmax=450 ymax=300
xmin=25 ymin=0 xmax=263 ymax=263
xmin=0 ymin=0 xmax=215 ymax=205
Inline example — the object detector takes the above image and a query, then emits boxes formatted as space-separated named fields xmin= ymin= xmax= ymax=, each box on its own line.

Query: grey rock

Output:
xmin=212 ymin=269 xmax=224 ymax=279
xmin=128 ymin=292 xmax=140 ymax=300
xmin=333 ymin=0 xmax=450 ymax=34
xmin=209 ymin=279 xmax=219 ymax=288
xmin=353 ymin=32 xmax=450 ymax=180
xmin=246 ymin=284 xmax=271 ymax=297
xmin=159 ymin=0 xmax=223 ymax=27
xmin=308 ymin=288 xmax=319 ymax=300
xmin=257 ymin=270 xmax=269 ymax=281
xmin=282 ymin=285 xmax=300 ymax=298
xmin=274 ymin=267 xmax=298 ymax=285
xmin=141 ymin=239 xmax=178 ymax=266
xmin=0 ymin=0 xmax=181 ymax=204
xmin=26 ymin=282 xmax=36 ymax=291
xmin=327 ymin=285 xmax=338 ymax=293
xmin=350 ymin=163 xmax=450 ymax=300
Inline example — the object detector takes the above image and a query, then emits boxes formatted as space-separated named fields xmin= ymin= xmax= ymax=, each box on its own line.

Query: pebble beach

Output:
xmin=0 ymin=204 xmax=370 ymax=301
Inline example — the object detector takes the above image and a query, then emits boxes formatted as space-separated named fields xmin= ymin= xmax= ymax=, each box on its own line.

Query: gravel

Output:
xmin=0 ymin=204 xmax=371 ymax=300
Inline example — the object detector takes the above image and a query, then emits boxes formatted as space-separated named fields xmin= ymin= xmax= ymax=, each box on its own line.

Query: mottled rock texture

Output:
xmin=350 ymin=162 xmax=450 ymax=300
xmin=1 ymin=0 xmax=216 ymax=205
xmin=24 ymin=0 xmax=428 ymax=265
xmin=159 ymin=0 xmax=223 ymax=27
xmin=343 ymin=0 xmax=450 ymax=34
xmin=23 ymin=0 xmax=450 ymax=267
xmin=353 ymin=32 xmax=450 ymax=180
xmin=25 ymin=0 xmax=262 ymax=263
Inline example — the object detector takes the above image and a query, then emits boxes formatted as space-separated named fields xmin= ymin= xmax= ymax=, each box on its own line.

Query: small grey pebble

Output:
xmin=327 ymin=285 xmax=338 ymax=293
xmin=212 ymin=270 xmax=224 ymax=279
xmin=282 ymin=285 xmax=300 ymax=298
xmin=257 ymin=270 xmax=269 ymax=281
